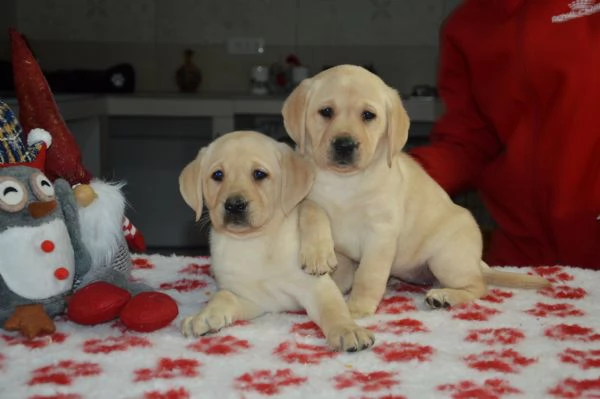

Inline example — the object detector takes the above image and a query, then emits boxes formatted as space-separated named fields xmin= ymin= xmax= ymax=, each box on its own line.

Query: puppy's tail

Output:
xmin=481 ymin=261 xmax=551 ymax=289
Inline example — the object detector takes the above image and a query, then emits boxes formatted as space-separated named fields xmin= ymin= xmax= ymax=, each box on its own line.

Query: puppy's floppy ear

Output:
xmin=282 ymin=78 xmax=313 ymax=154
xmin=179 ymin=148 xmax=207 ymax=221
xmin=385 ymin=88 xmax=410 ymax=167
xmin=278 ymin=143 xmax=316 ymax=215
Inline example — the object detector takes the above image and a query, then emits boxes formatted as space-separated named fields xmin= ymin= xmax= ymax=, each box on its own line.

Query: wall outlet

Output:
xmin=227 ymin=37 xmax=266 ymax=55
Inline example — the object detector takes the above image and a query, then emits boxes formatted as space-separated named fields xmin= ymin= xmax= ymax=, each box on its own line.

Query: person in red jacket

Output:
xmin=409 ymin=0 xmax=600 ymax=269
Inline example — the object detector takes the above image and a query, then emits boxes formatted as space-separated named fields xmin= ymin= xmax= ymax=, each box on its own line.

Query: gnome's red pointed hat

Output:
xmin=9 ymin=28 xmax=92 ymax=186
xmin=0 ymin=100 xmax=52 ymax=171
xmin=9 ymin=28 xmax=146 ymax=252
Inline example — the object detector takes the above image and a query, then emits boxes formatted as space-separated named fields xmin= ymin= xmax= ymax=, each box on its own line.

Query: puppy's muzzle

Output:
xmin=331 ymin=135 xmax=359 ymax=166
xmin=223 ymin=195 xmax=249 ymax=225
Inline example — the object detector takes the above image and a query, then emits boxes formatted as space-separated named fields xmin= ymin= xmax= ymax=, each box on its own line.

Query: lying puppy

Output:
xmin=178 ymin=130 xmax=374 ymax=352
xmin=282 ymin=65 xmax=550 ymax=318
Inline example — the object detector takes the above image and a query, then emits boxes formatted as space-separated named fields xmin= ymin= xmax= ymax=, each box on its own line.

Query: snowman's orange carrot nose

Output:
xmin=28 ymin=200 xmax=57 ymax=219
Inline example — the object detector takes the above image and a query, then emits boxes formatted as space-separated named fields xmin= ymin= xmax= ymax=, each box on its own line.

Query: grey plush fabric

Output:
xmin=77 ymin=237 xmax=152 ymax=295
xmin=54 ymin=178 xmax=92 ymax=279
xmin=0 ymin=167 xmax=92 ymax=325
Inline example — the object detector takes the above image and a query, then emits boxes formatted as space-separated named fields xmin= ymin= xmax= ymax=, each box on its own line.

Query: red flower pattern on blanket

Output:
xmin=1 ymin=259 xmax=599 ymax=398
xmin=187 ymin=335 xmax=251 ymax=355
xmin=369 ymin=318 xmax=429 ymax=335
xmin=525 ymin=302 xmax=585 ymax=318
xmin=143 ymin=387 xmax=190 ymax=399
xmin=452 ymin=303 xmax=500 ymax=321
xmin=132 ymin=257 xmax=155 ymax=270
xmin=548 ymin=377 xmax=600 ymax=398
xmin=539 ymin=285 xmax=587 ymax=300
xmin=334 ymin=370 xmax=400 ymax=392
xmin=465 ymin=328 xmax=525 ymax=346
xmin=2 ymin=332 xmax=68 ymax=349
xmin=134 ymin=358 xmax=201 ymax=382
xmin=373 ymin=342 xmax=435 ymax=363
xmin=464 ymin=349 xmax=537 ymax=373
xmin=545 ymin=324 xmax=600 ymax=342
xmin=234 ymin=369 xmax=307 ymax=395
xmin=558 ymin=348 xmax=600 ymax=370
xmin=83 ymin=335 xmax=152 ymax=354
xmin=290 ymin=320 xmax=325 ymax=338
xmin=178 ymin=262 xmax=211 ymax=277
xmin=529 ymin=266 xmax=574 ymax=283
xmin=437 ymin=378 xmax=522 ymax=399
xmin=159 ymin=278 xmax=208 ymax=292
xmin=274 ymin=341 xmax=338 ymax=364
xmin=29 ymin=394 xmax=83 ymax=399
xmin=29 ymin=360 xmax=102 ymax=385
xmin=481 ymin=288 xmax=514 ymax=304
xmin=376 ymin=295 xmax=417 ymax=314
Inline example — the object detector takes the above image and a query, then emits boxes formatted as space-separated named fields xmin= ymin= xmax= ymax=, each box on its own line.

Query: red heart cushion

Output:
xmin=120 ymin=292 xmax=179 ymax=332
xmin=67 ymin=281 xmax=131 ymax=325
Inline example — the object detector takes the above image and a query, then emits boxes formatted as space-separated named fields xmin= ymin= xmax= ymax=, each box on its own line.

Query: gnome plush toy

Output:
xmin=8 ymin=28 xmax=146 ymax=253
xmin=9 ymin=28 xmax=178 ymax=332
xmin=0 ymin=100 xmax=92 ymax=338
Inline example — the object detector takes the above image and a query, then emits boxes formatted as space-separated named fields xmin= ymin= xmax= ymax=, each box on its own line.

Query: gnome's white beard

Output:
xmin=78 ymin=179 xmax=127 ymax=269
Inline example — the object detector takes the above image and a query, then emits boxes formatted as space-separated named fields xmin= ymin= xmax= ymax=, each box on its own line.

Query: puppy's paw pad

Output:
xmin=425 ymin=290 xmax=452 ymax=309
xmin=327 ymin=324 xmax=375 ymax=352
xmin=180 ymin=310 xmax=232 ymax=337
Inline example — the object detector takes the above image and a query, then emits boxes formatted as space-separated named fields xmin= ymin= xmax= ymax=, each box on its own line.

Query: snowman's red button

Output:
xmin=41 ymin=240 xmax=55 ymax=253
xmin=54 ymin=267 xmax=69 ymax=280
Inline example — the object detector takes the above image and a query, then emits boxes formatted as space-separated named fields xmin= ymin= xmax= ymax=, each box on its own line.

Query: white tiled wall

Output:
xmin=16 ymin=0 xmax=458 ymax=46
xmin=5 ymin=0 xmax=464 ymax=94
xmin=17 ymin=0 xmax=156 ymax=43
xmin=298 ymin=0 xmax=443 ymax=47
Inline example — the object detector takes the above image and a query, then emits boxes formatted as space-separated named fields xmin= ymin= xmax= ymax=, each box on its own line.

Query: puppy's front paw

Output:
xmin=326 ymin=323 xmax=375 ymax=352
xmin=180 ymin=308 xmax=233 ymax=337
xmin=425 ymin=289 xmax=453 ymax=309
xmin=300 ymin=241 xmax=337 ymax=276
xmin=347 ymin=297 xmax=377 ymax=319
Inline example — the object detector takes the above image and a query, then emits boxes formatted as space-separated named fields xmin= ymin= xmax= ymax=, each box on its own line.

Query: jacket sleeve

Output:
xmin=409 ymin=23 xmax=503 ymax=196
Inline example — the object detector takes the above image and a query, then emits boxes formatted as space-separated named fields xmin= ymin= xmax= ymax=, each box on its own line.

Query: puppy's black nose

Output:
xmin=224 ymin=196 xmax=248 ymax=215
xmin=332 ymin=136 xmax=358 ymax=154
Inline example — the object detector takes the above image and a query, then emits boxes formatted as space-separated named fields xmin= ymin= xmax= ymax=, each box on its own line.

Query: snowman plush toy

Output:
xmin=0 ymin=100 xmax=178 ymax=338
xmin=0 ymin=100 xmax=92 ymax=338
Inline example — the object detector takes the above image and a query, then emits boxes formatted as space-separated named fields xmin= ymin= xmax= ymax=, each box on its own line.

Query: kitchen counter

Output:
xmin=2 ymin=92 xmax=444 ymax=138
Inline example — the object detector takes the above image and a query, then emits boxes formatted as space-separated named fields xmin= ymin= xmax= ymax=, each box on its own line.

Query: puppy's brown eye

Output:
xmin=211 ymin=170 xmax=224 ymax=182
xmin=319 ymin=107 xmax=333 ymax=118
xmin=253 ymin=170 xmax=268 ymax=181
xmin=362 ymin=111 xmax=376 ymax=121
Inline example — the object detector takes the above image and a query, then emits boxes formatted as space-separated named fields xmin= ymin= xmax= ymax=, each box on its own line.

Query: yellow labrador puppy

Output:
xmin=282 ymin=65 xmax=550 ymax=318
xmin=178 ymin=130 xmax=374 ymax=352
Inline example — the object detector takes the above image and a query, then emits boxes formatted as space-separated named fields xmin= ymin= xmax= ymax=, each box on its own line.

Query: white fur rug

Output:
xmin=1 ymin=254 xmax=599 ymax=399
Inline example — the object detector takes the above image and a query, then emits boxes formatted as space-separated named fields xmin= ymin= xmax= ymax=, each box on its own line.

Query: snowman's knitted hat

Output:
xmin=0 ymin=100 xmax=52 ymax=171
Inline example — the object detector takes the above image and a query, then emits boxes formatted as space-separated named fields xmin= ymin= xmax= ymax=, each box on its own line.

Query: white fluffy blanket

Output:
xmin=1 ymin=255 xmax=599 ymax=399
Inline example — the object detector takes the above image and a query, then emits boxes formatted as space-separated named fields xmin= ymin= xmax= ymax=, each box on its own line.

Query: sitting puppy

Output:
xmin=282 ymin=65 xmax=550 ymax=318
xmin=178 ymin=130 xmax=374 ymax=352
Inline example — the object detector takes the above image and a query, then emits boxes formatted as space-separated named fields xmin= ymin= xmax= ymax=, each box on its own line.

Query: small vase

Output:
xmin=176 ymin=49 xmax=202 ymax=93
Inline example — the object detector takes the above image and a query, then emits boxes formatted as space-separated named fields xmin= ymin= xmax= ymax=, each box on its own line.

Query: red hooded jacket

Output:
xmin=410 ymin=0 xmax=600 ymax=268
